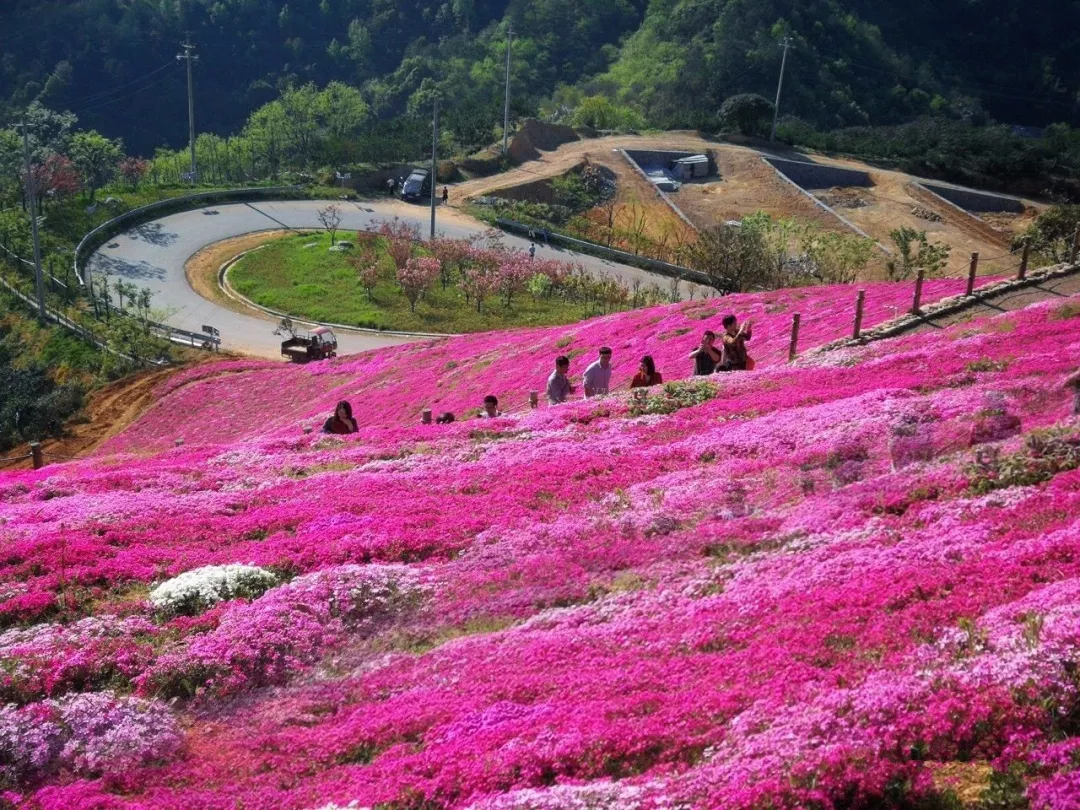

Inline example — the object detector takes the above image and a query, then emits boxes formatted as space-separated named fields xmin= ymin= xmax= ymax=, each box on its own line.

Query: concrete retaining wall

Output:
xmin=74 ymin=186 xmax=303 ymax=285
xmin=762 ymin=158 xmax=885 ymax=252
xmin=763 ymin=157 xmax=871 ymax=190
xmin=920 ymin=182 xmax=1025 ymax=214
xmin=493 ymin=218 xmax=713 ymax=288
xmin=617 ymin=150 xmax=700 ymax=233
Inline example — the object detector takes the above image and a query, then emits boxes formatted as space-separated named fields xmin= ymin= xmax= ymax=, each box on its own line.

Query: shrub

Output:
xmin=629 ymin=380 xmax=719 ymax=417
xmin=719 ymin=94 xmax=775 ymax=137
xmin=967 ymin=426 xmax=1080 ymax=494
xmin=148 ymin=564 xmax=279 ymax=617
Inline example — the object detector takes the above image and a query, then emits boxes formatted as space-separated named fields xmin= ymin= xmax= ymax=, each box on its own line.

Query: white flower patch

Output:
xmin=149 ymin=563 xmax=278 ymax=616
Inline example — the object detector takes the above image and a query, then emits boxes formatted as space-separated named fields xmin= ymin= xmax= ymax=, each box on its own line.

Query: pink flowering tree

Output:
xmin=349 ymin=256 xmax=381 ymax=301
xmin=27 ymin=154 xmax=81 ymax=209
xmin=378 ymin=219 xmax=420 ymax=271
xmin=460 ymin=247 xmax=502 ymax=313
xmin=430 ymin=237 xmax=472 ymax=289
xmin=497 ymin=254 xmax=534 ymax=308
xmin=118 ymin=157 xmax=149 ymax=191
xmin=397 ymin=256 xmax=441 ymax=312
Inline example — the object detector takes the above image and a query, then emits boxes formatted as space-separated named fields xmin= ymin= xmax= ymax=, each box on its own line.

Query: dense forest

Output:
xmin=2 ymin=0 xmax=1079 ymax=157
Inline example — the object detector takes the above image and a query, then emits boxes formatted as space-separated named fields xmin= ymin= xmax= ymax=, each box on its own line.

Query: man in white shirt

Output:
xmin=582 ymin=347 xmax=613 ymax=398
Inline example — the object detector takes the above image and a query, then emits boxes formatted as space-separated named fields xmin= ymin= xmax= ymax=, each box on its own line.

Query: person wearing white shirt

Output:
xmin=582 ymin=347 xmax=613 ymax=398
xmin=480 ymin=394 xmax=503 ymax=418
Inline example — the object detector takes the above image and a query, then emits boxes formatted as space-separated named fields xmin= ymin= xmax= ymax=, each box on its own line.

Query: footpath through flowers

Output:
xmin=1 ymin=281 xmax=1080 ymax=810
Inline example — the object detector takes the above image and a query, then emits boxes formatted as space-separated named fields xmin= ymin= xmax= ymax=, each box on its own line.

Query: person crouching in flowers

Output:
xmin=630 ymin=355 xmax=663 ymax=388
xmin=322 ymin=401 xmax=358 ymax=434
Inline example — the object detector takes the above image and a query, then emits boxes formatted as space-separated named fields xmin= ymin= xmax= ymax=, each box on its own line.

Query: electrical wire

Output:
xmin=63 ymin=61 xmax=177 ymax=107
xmin=66 ymin=67 xmax=182 ymax=116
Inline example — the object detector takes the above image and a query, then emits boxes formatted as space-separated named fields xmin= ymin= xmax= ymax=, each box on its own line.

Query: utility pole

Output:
xmin=502 ymin=27 xmax=514 ymax=155
xmin=177 ymin=34 xmax=199 ymax=184
xmin=20 ymin=120 xmax=47 ymax=323
xmin=430 ymin=97 xmax=439 ymax=241
xmin=771 ymin=36 xmax=793 ymax=142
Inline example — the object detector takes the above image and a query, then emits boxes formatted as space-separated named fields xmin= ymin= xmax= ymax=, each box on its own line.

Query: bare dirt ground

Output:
xmin=451 ymin=133 xmax=1048 ymax=282
xmin=675 ymin=148 xmax=849 ymax=233
xmin=0 ymin=361 xmax=216 ymax=471
xmin=185 ymin=229 xmax=298 ymax=318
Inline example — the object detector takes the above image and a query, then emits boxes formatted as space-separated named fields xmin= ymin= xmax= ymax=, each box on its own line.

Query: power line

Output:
xmin=64 ymin=61 xmax=177 ymax=107
xmin=65 ymin=67 xmax=181 ymax=116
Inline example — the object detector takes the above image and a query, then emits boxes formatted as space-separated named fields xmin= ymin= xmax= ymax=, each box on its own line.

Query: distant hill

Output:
xmin=0 ymin=0 xmax=1078 ymax=154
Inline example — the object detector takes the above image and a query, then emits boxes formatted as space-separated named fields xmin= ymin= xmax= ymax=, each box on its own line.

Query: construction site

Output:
xmin=452 ymin=124 xmax=1044 ymax=282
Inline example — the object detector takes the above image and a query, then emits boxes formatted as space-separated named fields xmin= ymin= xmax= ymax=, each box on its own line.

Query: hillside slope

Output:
xmin=0 ymin=286 xmax=1079 ymax=809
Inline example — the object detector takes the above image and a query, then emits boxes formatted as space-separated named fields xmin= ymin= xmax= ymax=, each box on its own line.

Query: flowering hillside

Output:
xmin=1 ymin=284 xmax=1080 ymax=810
xmin=109 ymin=277 xmax=977 ymax=453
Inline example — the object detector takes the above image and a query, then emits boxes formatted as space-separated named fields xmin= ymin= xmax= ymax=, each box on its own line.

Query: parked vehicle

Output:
xmin=400 ymin=168 xmax=432 ymax=202
xmin=281 ymin=326 xmax=338 ymax=363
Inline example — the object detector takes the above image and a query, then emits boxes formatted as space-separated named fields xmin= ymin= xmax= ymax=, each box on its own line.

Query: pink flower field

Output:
xmin=2 ymin=279 xmax=1080 ymax=810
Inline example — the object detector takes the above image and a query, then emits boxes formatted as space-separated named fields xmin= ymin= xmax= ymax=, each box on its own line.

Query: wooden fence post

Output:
xmin=1071 ymin=226 xmax=1080 ymax=266
xmin=1019 ymin=241 xmax=1030 ymax=280
xmin=30 ymin=442 xmax=43 ymax=470
xmin=421 ymin=408 xmax=432 ymax=424
xmin=788 ymin=313 xmax=801 ymax=362
xmin=966 ymin=252 xmax=979 ymax=296
xmin=852 ymin=290 xmax=865 ymax=339
xmin=529 ymin=391 xmax=539 ymax=409
xmin=912 ymin=269 xmax=925 ymax=315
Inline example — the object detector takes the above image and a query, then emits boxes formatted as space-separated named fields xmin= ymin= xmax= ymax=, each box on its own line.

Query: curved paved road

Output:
xmin=87 ymin=199 xmax=678 ymax=358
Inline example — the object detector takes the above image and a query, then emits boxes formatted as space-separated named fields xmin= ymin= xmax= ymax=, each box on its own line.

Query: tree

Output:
xmin=1016 ymin=205 xmax=1080 ymax=264
xmin=397 ymin=257 xmax=441 ymax=312
xmin=496 ymin=254 xmax=533 ymax=307
xmin=317 ymin=204 xmax=343 ymax=246
xmin=118 ymin=157 xmax=149 ymax=191
xmin=719 ymin=94 xmax=775 ymax=137
xmin=28 ymin=154 xmax=81 ymax=208
xmin=686 ymin=223 xmax=775 ymax=293
xmin=69 ymin=131 xmax=123 ymax=202
xmin=802 ymin=230 xmax=875 ymax=284
xmin=378 ymin=219 xmax=419 ymax=269
xmin=887 ymin=227 xmax=951 ymax=280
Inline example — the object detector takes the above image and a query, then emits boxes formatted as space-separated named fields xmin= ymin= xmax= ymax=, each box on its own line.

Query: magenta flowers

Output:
xmin=0 ymin=285 xmax=1079 ymax=808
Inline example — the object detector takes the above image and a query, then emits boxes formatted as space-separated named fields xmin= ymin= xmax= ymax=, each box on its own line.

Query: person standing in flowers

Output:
xmin=582 ymin=347 xmax=614 ymax=398
xmin=480 ymin=395 xmax=503 ymax=418
xmin=689 ymin=330 xmax=722 ymax=376
xmin=631 ymin=355 xmax=663 ymax=388
xmin=719 ymin=314 xmax=754 ymax=371
xmin=322 ymin=401 xmax=358 ymax=434
xmin=546 ymin=355 xmax=574 ymax=405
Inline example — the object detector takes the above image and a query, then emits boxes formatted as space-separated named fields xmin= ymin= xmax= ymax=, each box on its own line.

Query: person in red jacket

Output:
xmin=630 ymin=355 xmax=663 ymax=388
xmin=323 ymin=401 xmax=358 ymax=434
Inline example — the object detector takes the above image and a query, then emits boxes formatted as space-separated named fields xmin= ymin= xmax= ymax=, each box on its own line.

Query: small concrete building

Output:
xmin=673 ymin=154 xmax=709 ymax=180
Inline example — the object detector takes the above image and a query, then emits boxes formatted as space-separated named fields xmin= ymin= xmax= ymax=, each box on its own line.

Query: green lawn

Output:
xmin=228 ymin=232 xmax=600 ymax=333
